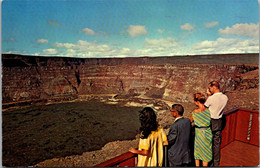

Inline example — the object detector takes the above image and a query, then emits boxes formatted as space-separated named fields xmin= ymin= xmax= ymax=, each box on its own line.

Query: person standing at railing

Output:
xmin=205 ymin=81 xmax=228 ymax=167
xmin=167 ymin=104 xmax=191 ymax=167
xmin=129 ymin=107 xmax=168 ymax=167
xmin=190 ymin=93 xmax=212 ymax=167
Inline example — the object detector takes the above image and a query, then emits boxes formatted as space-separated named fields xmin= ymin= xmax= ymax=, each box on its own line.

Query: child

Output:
xmin=129 ymin=107 xmax=168 ymax=167
xmin=167 ymin=104 xmax=191 ymax=166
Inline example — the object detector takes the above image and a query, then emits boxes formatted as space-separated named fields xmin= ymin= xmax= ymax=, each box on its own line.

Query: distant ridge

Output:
xmin=2 ymin=53 xmax=259 ymax=66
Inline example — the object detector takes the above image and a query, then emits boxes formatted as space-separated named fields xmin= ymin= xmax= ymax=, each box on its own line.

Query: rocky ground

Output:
xmin=3 ymin=68 xmax=257 ymax=167
xmin=34 ymin=89 xmax=259 ymax=167
xmin=34 ymin=139 xmax=140 ymax=167
xmin=2 ymin=54 xmax=258 ymax=167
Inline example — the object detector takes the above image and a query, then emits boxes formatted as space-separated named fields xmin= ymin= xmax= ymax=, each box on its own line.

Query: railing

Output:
xmin=221 ymin=107 xmax=259 ymax=148
xmin=94 ymin=108 xmax=259 ymax=167
xmin=94 ymin=151 xmax=137 ymax=167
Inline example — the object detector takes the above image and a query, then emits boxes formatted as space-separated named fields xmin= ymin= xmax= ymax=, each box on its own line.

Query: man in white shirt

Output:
xmin=204 ymin=81 xmax=228 ymax=167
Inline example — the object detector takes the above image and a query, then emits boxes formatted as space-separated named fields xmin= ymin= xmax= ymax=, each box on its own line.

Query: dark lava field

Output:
xmin=2 ymin=100 xmax=142 ymax=167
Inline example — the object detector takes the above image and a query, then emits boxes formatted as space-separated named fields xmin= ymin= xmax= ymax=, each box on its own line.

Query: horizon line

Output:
xmin=2 ymin=52 xmax=259 ymax=59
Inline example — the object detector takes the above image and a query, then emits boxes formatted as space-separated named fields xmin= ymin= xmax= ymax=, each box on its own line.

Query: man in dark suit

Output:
xmin=167 ymin=104 xmax=191 ymax=167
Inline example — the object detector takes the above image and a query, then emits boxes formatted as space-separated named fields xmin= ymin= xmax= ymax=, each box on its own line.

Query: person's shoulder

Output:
xmin=157 ymin=125 xmax=164 ymax=132
xmin=169 ymin=122 xmax=177 ymax=130
xmin=206 ymin=94 xmax=214 ymax=101
xmin=171 ymin=119 xmax=181 ymax=127
xmin=209 ymin=92 xmax=223 ymax=99
xmin=193 ymin=109 xmax=200 ymax=113
xmin=223 ymin=93 xmax=228 ymax=99
xmin=219 ymin=92 xmax=228 ymax=99
xmin=157 ymin=126 xmax=167 ymax=135
xmin=179 ymin=117 xmax=191 ymax=123
xmin=208 ymin=93 xmax=215 ymax=98
xmin=180 ymin=118 xmax=191 ymax=127
xmin=184 ymin=117 xmax=191 ymax=122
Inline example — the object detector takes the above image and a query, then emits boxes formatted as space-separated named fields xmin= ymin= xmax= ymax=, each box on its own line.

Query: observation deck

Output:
xmin=94 ymin=108 xmax=259 ymax=167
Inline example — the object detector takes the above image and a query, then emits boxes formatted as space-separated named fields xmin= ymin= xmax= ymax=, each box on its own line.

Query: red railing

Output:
xmin=94 ymin=151 xmax=137 ymax=167
xmin=221 ymin=107 xmax=259 ymax=148
xmin=94 ymin=108 xmax=259 ymax=167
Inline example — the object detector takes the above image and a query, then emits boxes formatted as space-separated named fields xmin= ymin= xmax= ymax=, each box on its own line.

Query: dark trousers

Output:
xmin=211 ymin=118 xmax=223 ymax=167
xmin=169 ymin=162 xmax=189 ymax=167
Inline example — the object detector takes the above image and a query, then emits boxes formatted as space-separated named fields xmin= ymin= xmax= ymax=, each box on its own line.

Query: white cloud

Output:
xmin=41 ymin=48 xmax=58 ymax=55
xmin=50 ymin=38 xmax=184 ymax=57
xmin=52 ymin=40 xmax=124 ymax=57
xmin=53 ymin=42 xmax=75 ymax=49
xmin=204 ymin=21 xmax=219 ymax=28
xmin=4 ymin=50 xmax=27 ymax=54
xmin=219 ymin=23 xmax=259 ymax=37
xmin=157 ymin=29 xmax=164 ymax=34
xmin=180 ymin=23 xmax=195 ymax=31
xmin=192 ymin=37 xmax=259 ymax=54
xmin=36 ymin=30 xmax=258 ymax=57
xmin=145 ymin=37 xmax=183 ymax=49
xmin=127 ymin=25 xmax=148 ymax=37
xmin=66 ymin=49 xmax=77 ymax=56
xmin=37 ymin=39 xmax=49 ymax=44
xmin=118 ymin=37 xmax=186 ymax=56
xmin=82 ymin=28 xmax=96 ymax=35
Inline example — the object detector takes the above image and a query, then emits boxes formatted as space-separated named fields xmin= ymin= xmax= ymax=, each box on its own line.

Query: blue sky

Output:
xmin=2 ymin=0 xmax=259 ymax=58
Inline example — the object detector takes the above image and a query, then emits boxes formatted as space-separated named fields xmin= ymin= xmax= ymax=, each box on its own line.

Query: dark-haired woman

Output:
xmin=129 ymin=107 xmax=168 ymax=167
xmin=190 ymin=93 xmax=212 ymax=167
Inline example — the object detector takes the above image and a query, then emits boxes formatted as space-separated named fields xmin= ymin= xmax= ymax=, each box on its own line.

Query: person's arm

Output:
xmin=189 ymin=115 xmax=194 ymax=122
xmin=129 ymin=148 xmax=149 ymax=156
xmin=204 ymin=96 xmax=211 ymax=108
xmin=161 ymin=127 xmax=168 ymax=146
xmin=163 ymin=140 xmax=168 ymax=146
xmin=206 ymin=88 xmax=212 ymax=97
xmin=129 ymin=137 xmax=150 ymax=156
xmin=167 ymin=125 xmax=177 ymax=146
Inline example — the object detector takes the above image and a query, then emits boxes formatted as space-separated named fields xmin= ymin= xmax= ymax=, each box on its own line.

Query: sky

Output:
xmin=2 ymin=0 xmax=259 ymax=58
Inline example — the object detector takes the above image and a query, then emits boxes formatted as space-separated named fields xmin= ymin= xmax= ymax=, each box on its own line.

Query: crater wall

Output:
xmin=2 ymin=53 xmax=259 ymax=106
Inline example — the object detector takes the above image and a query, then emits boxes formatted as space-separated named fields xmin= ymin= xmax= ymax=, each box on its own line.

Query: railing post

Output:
xmin=247 ymin=113 xmax=253 ymax=141
xmin=163 ymin=145 xmax=168 ymax=167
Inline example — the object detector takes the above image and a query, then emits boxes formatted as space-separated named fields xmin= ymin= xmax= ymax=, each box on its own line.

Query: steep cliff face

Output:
xmin=2 ymin=54 xmax=259 ymax=106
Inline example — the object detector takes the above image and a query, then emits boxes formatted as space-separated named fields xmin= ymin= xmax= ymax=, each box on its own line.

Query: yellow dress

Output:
xmin=137 ymin=126 xmax=167 ymax=167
